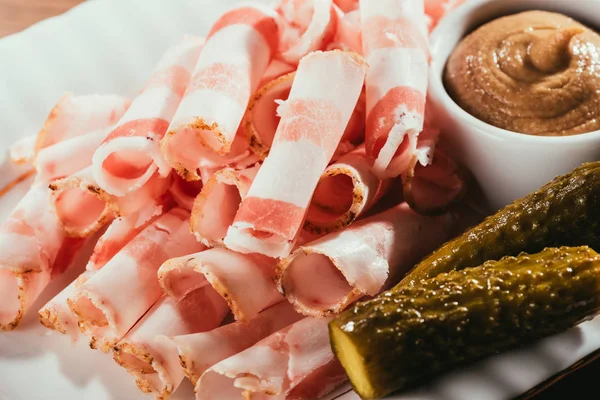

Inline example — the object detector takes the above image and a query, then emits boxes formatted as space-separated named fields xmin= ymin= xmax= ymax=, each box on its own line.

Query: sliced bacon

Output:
xmin=49 ymin=167 xmax=170 ymax=237
xmin=67 ymin=208 xmax=203 ymax=352
xmin=112 ymin=286 xmax=229 ymax=399
xmin=35 ymin=127 xmax=111 ymax=183
xmin=169 ymin=174 xmax=204 ymax=211
xmin=0 ymin=184 xmax=83 ymax=331
xmin=244 ymin=71 xmax=295 ymax=159
xmin=34 ymin=93 xmax=130 ymax=156
xmin=259 ymin=59 xmax=296 ymax=87
xmin=92 ymin=36 xmax=204 ymax=196
xmin=305 ymin=145 xmax=390 ymax=234
xmin=86 ymin=201 xmax=171 ymax=271
xmin=224 ymin=50 xmax=367 ymax=258
xmin=161 ymin=5 xmax=279 ymax=167
xmin=332 ymin=0 xmax=359 ymax=13
xmin=244 ymin=71 xmax=363 ymax=162
xmin=9 ymin=135 xmax=36 ymax=165
xmin=403 ymin=147 xmax=469 ymax=215
xmin=161 ymin=125 xmax=260 ymax=182
xmin=361 ymin=0 xmax=430 ymax=178
xmin=38 ymin=270 xmax=92 ymax=339
xmin=278 ymin=202 xmax=455 ymax=316
xmin=326 ymin=9 xmax=362 ymax=53
xmin=173 ymin=301 xmax=302 ymax=386
xmin=158 ymin=247 xmax=281 ymax=322
xmin=190 ymin=165 xmax=258 ymax=246
xmin=277 ymin=0 xmax=338 ymax=64
xmin=196 ymin=317 xmax=347 ymax=400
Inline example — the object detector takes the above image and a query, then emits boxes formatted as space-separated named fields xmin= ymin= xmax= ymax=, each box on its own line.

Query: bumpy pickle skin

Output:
xmin=330 ymin=246 xmax=600 ymax=400
xmin=400 ymin=162 xmax=600 ymax=287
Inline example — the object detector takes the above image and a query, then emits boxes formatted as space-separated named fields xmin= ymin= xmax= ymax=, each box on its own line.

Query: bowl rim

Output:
xmin=428 ymin=0 xmax=600 ymax=144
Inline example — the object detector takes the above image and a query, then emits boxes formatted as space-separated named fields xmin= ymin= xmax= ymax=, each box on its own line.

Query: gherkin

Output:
xmin=330 ymin=246 xmax=600 ymax=400
xmin=400 ymin=161 xmax=600 ymax=287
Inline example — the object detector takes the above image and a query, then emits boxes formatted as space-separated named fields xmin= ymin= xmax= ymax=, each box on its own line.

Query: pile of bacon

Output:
xmin=0 ymin=0 xmax=468 ymax=399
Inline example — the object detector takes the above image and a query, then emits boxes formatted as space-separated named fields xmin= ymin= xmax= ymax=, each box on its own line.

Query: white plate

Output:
xmin=1 ymin=0 xmax=600 ymax=399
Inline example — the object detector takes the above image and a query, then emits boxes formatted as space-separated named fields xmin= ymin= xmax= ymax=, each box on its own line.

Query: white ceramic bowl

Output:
xmin=428 ymin=0 xmax=600 ymax=211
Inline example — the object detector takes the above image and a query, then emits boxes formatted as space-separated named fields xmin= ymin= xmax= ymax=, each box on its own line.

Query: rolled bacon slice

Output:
xmin=34 ymin=93 xmax=130 ymax=156
xmin=92 ymin=36 xmax=204 ymax=196
xmin=304 ymin=145 xmax=390 ymax=234
xmin=49 ymin=166 xmax=170 ymax=237
xmin=403 ymin=148 xmax=469 ymax=215
xmin=333 ymin=0 xmax=359 ymax=13
xmin=38 ymin=271 xmax=92 ymax=338
xmin=278 ymin=202 xmax=455 ymax=316
xmin=161 ymin=4 xmax=279 ymax=169
xmin=38 ymin=204 xmax=171 ymax=337
xmin=36 ymin=127 xmax=111 ymax=183
xmin=161 ymin=126 xmax=260 ymax=182
xmin=67 ymin=208 xmax=202 ymax=352
xmin=244 ymin=71 xmax=364 ymax=162
xmin=326 ymin=9 xmax=362 ymax=53
xmin=113 ymin=286 xmax=229 ymax=399
xmin=158 ymin=247 xmax=281 ymax=322
xmin=224 ymin=50 xmax=367 ymax=258
xmin=190 ymin=165 xmax=258 ymax=246
xmin=85 ymin=201 xmax=171 ymax=271
xmin=277 ymin=0 xmax=338 ymax=65
xmin=0 ymin=184 xmax=81 ymax=331
xmin=244 ymin=71 xmax=295 ymax=159
xmin=174 ymin=301 xmax=302 ymax=386
xmin=169 ymin=174 xmax=204 ymax=211
xmin=361 ymin=0 xmax=430 ymax=178
xmin=196 ymin=317 xmax=347 ymax=400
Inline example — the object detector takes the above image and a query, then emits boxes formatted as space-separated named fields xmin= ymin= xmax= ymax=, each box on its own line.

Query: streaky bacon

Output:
xmin=242 ymin=56 xmax=296 ymax=161
xmin=278 ymin=202 xmax=455 ymax=316
xmin=361 ymin=0 xmax=430 ymax=178
xmin=161 ymin=125 xmax=260 ymax=182
xmin=38 ymin=270 xmax=92 ymax=339
xmin=173 ymin=301 xmax=302 ymax=386
xmin=34 ymin=93 xmax=131 ymax=156
xmin=224 ymin=50 xmax=367 ymax=258
xmin=277 ymin=0 xmax=338 ymax=64
xmin=195 ymin=317 xmax=347 ymax=400
xmin=190 ymin=165 xmax=259 ymax=246
xmin=304 ymin=145 xmax=390 ymax=234
xmin=49 ymin=167 xmax=171 ymax=237
xmin=0 ymin=184 xmax=84 ymax=331
xmin=244 ymin=71 xmax=295 ymax=159
xmin=169 ymin=174 xmax=204 ymax=211
xmin=92 ymin=36 xmax=204 ymax=196
xmin=35 ymin=127 xmax=111 ymax=183
xmin=158 ymin=247 xmax=281 ymax=322
xmin=112 ymin=286 xmax=229 ymax=399
xmin=85 ymin=200 xmax=173 ymax=271
xmin=67 ymin=208 xmax=203 ymax=352
xmin=403 ymin=147 xmax=469 ymax=215
xmin=161 ymin=4 xmax=279 ymax=170
xmin=332 ymin=0 xmax=359 ymax=13
xmin=38 ymin=204 xmax=173 ymax=338
xmin=244 ymin=70 xmax=363 ymax=162
xmin=326 ymin=9 xmax=362 ymax=53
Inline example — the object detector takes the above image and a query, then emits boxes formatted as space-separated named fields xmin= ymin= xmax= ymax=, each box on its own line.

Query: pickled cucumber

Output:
xmin=330 ymin=246 xmax=600 ymax=400
xmin=401 ymin=162 xmax=600 ymax=286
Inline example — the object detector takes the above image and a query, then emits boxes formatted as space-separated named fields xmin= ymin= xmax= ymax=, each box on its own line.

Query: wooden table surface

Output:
xmin=0 ymin=1 xmax=595 ymax=399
